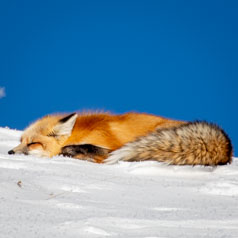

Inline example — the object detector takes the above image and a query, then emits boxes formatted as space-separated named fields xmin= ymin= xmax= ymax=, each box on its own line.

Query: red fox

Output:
xmin=8 ymin=112 xmax=233 ymax=166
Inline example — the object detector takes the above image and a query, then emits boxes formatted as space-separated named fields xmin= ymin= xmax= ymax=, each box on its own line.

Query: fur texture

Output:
xmin=8 ymin=112 xmax=233 ymax=166
xmin=105 ymin=121 xmax=233 ymax=166
xmin=9 ymin=112 xmax=184 ymax=159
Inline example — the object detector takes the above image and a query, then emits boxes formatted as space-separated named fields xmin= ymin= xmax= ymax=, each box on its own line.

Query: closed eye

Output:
xmin=27 ymin=142 xmax=43 ymax=147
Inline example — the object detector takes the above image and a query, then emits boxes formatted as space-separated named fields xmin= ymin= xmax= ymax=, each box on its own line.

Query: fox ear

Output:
xmin=54 ymin=113 xmax=78 ymax=136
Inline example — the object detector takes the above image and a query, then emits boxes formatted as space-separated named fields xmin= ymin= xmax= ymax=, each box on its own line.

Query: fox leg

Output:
xmin=60 ymin=144 xmax=111 ymax=163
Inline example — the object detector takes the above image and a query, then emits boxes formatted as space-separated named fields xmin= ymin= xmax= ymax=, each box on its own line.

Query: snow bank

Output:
xmin=0 ymin=127 xmax=238 ymax=238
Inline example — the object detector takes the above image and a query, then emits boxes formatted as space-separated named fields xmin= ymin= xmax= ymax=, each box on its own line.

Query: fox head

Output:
xmin=8 ymin=113 xmax=78 ymax=158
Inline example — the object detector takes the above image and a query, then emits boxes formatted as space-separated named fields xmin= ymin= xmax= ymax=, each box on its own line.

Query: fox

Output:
xmin=8 ymin=112 xmax=233 ymax=166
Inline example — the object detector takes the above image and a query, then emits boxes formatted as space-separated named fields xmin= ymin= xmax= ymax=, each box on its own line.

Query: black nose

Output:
xmin=8 ymin=150 xmax=15 ymax=155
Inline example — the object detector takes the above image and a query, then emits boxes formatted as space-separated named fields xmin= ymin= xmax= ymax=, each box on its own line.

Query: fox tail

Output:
xmin=105 ymin=121 xmax=233 ymax=166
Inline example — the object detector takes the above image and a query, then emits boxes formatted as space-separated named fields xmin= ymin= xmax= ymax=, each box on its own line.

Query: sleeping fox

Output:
xmin=8 ymin=112 xmax=233 ymax=166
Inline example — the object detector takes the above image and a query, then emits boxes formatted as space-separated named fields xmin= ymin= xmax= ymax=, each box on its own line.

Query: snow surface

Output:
xmin=0 ymin=127 xmax=238 ymax=238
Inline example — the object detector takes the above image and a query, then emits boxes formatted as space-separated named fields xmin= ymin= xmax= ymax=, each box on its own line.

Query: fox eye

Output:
xmin=27 ymin=142 xmax=42 ymax=147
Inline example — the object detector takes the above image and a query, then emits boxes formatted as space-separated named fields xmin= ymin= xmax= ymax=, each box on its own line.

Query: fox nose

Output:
xmin=8 ymin=150 xmax=15 ymax=155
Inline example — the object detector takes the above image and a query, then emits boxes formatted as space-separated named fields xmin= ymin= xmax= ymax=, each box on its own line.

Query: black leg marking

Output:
xmin=60 ymin=144 xmax=110 ymax=158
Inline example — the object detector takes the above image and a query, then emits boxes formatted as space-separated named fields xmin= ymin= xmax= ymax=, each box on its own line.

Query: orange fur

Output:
xmin=64 ymin=112 xmax=185 ymax=150
xmin=9 ymin=112 xmax=184 ymax=160
xmin=8 ymin=111 xmax=232 ymax=166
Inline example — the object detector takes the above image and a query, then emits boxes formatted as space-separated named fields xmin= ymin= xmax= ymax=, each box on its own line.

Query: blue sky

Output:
xmin=0 ymin=0 xmax=237 ymax=155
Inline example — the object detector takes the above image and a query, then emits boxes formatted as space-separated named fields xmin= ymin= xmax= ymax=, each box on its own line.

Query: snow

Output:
xmin=0 ymin=127 xmax=238 ymax=238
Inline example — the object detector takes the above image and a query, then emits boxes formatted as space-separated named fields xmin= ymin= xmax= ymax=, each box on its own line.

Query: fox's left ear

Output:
xmin=54 ymin=113 xmax=78 ymax=136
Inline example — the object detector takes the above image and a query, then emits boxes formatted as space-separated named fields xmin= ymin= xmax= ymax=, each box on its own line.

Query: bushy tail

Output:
xmin=105 ymin=121 xmax=233 ymax=166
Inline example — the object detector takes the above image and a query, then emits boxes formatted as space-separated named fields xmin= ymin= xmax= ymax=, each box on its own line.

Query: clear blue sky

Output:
xmin=0 ymin=0 xmax=237 ymax=155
